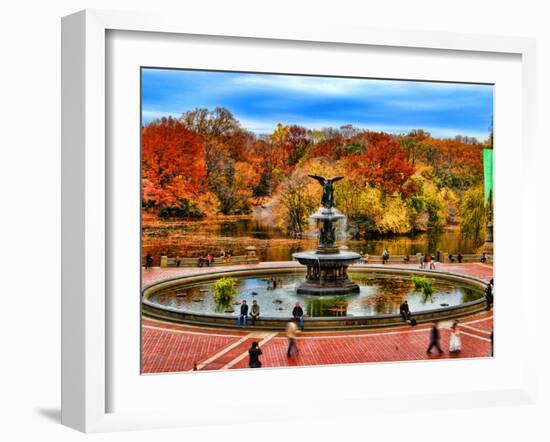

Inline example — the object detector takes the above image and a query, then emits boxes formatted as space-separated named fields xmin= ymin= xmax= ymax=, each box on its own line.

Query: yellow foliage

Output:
xmin=376 ymin=194 xmax=411 ymax=234
xmin=195 ymin=191 xmax=221 ymax=217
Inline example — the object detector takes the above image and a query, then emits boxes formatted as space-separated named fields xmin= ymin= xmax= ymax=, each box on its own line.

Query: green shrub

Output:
xmin=212 ymin=277 xmax=237 ymax=309
xmin=411 ymin=275 xmax=434 ymax=303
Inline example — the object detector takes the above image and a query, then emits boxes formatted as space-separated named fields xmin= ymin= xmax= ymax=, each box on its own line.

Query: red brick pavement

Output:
xmin=141 ymin=325 xmax=240 ymax=373
xmin=230 ymin=325 xmax=491 ymax=370
xmin=141 ymin=262 xmax=493 ymax=374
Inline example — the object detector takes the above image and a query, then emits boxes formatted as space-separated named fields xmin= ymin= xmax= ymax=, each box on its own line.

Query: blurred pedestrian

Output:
xmin=449 ymin=320 xmax=461 ymax=353
xmin=427 ymin=322 xmax=444 ymax=355
xmin=485 ymin=278 xmax=494 ymax=311
xmin=145 ymin=253 xmax=153 ymax=269
xmin=286 ymin=321 xmax=300 ymax=357
xmin=424 ymin=253 xmax=430 ymax=269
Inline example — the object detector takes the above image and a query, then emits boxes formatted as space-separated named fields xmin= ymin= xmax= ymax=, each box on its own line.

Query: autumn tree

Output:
xmin=181 ymin=107 xmax=260 ymax=214
xmin=349 ymin=132 xmax=416 ymax=196
xmin=398 ymin=129 xmax=430 ymax=166
xmin=286 ymin=125 xmax=311 ymax=167
xmin=141 ymin=117 xmax=206 ymax=215
xmin=278 ymin=171 xmax=318 ymax=236
xmin=460 ymin=185 xmax=487 ymax=245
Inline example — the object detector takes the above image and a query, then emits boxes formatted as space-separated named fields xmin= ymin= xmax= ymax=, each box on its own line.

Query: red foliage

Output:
xmin=309 ymin=137 xmax=343 ymax=161
xmin=142 ymin=117 xmax=206 ymax=207
xmin=432 ymin=138 xmax=483 ymax=175
xmin=350 ymin=132 xmax=416 ymax=196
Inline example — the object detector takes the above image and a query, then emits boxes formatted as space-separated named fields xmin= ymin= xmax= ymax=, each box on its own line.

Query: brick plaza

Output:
xmin=142 ymin=262 xmax=493 ymax=374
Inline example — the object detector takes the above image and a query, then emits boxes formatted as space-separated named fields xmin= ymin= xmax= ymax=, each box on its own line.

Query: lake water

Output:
xmin=142 ymin=217 xmax=479 ymax=264
xmin=148 ymin=272 xmax=483 ymax=318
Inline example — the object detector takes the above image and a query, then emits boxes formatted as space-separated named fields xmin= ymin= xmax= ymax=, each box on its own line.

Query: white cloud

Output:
xmin=232 ymin=74 xmax=491 ymax=99
xmin=233 ymin=75 xmax=412 ymax=97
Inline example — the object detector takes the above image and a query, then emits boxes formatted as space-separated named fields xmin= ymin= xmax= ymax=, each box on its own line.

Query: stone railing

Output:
xmin=357 ymin=252 xmax=493 ymax=265
xmin=159 ymin=249 xmax=260 ymax=268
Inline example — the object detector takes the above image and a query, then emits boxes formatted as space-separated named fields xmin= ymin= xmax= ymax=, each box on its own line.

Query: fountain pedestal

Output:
xmin=293 ymin=206 xmax=360 ymax=296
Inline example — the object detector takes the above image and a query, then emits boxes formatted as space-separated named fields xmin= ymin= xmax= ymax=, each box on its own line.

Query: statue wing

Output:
xmin=308 ymin=175 xmax=325 ymax=185
xmin=330 ymin=176 xmax=344 ymax=183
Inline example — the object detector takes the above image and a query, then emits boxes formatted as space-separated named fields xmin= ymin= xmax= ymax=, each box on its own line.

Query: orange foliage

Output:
xmin=348 ymin=132 xmax=416 ymax=196
xmin=142 ymin=117 xmax=206 ymax=207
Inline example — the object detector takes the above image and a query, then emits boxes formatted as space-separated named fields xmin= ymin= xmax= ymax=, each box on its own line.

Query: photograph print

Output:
xmin=141 ymin=68 xmax=494 ymax=374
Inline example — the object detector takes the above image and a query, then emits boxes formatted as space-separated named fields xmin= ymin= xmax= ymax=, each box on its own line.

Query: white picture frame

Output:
xmin=61 ymin=9 xmax=537 ymax=433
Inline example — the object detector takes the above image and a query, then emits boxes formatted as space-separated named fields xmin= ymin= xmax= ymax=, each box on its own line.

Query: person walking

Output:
xmin=457 ymin=253 xmax=463 ymax=263
xmin=145 ymin=253 xmax=153 ymax=269
xmin=449 ymin=320 xmax=461 ymax=353
xmin=430 ymin=255 xmax=436 ymax=270
xmin=250 ymin=299 xmax=260 ymax=325
xmin=175 ymin=256 xmax=181 ymax=267
xmin=237 ymin=300 xmax=248 ymax=328
xmin=424 ymin=253 xmax=430 ymax=269
xmin=419 ymin=254 xmax=424 ymax=269
xmin=248 ymin=341 xmax=262 ymax=368
xmin=485 ymin=278 xmax=494 ymax=311
xmin=436 ymin=249 xmax=441 ymax=263
xmin=292 ymin=302 xmax=305 ymax=330
xmin=382 ymin=249 xmax=390 ymax=264
xmin=427 ymin=322 xmax=444 ymax=355
xmin=286 ymin=321 xmax=300 ymax=357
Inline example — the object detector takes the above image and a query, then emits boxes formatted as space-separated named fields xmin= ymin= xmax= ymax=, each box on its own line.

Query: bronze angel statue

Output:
xmin=308 ymin=175 xmax=344 ymax=209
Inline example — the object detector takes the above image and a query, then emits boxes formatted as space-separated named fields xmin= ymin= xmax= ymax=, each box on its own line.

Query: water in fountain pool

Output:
xmin=148 ymin=272 xmax=483 ymax=318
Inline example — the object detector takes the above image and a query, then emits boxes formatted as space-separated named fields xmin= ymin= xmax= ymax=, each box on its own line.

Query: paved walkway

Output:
xmin=142 ymin=261 xmax=493 ymax=286
xmin=142 ymin=262 xmax=493 ymax=374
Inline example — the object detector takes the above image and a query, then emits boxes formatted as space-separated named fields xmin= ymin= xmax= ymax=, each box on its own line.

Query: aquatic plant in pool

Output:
xmin=212 ymin=276 xmax=237 ymax=311
xmin=411 ymin=275 xmax=435 ymax=303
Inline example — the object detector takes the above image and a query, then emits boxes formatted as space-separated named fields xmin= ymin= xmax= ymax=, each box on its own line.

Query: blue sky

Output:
xmin=142 ymin=68 xmax=493 ymax=141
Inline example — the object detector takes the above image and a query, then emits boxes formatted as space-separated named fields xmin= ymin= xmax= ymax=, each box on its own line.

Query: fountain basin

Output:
xmin=142 ymin=266 xmax=488 ymax=330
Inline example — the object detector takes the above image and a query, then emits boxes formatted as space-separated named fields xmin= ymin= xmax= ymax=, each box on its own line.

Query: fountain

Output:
xmin=292 ymin=175 xmax=361 ymax=295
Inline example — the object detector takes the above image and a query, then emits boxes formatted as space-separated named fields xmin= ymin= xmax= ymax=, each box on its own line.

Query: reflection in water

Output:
xmin=142 ymin=217 xmax=478 ymax=263
xmin=306 ymin=298 xmax=349 ymax=317
xmin=148 ymin=273 xmax=484 ymax=318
